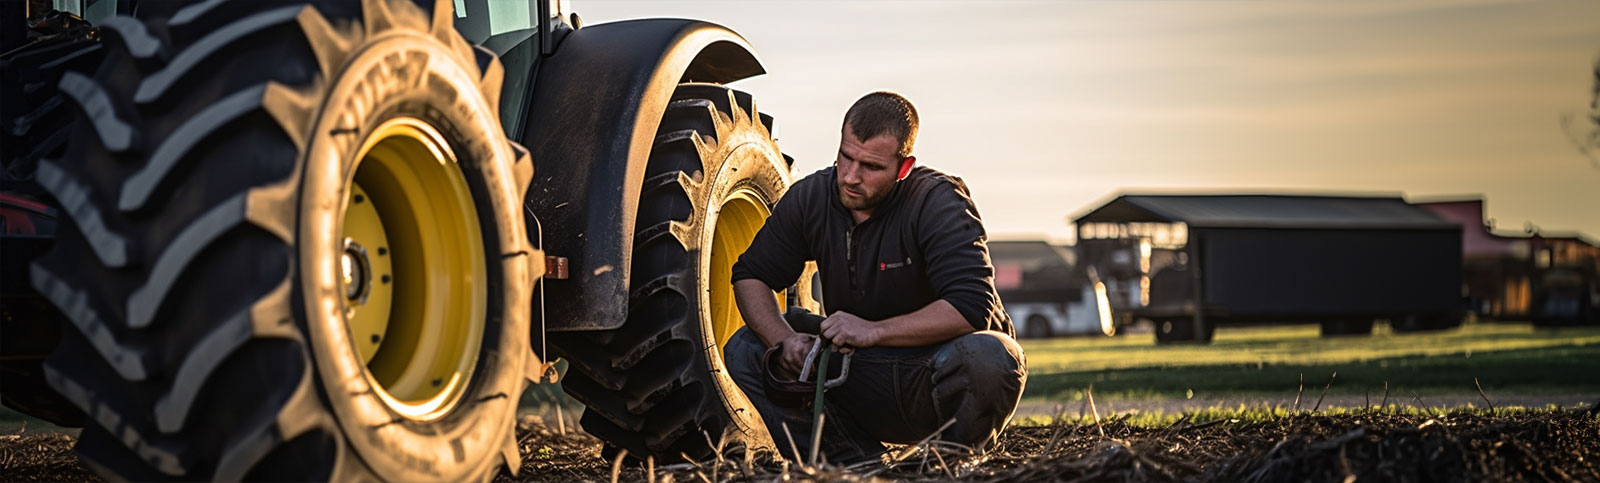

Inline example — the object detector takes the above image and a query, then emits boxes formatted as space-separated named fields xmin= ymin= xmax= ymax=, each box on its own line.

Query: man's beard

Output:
xmin=839 ymin=183 xmax=891 ymax=211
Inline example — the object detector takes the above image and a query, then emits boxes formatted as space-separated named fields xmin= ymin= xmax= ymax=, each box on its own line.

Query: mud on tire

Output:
xmin=31 ymin=1 xmax=537 ymax=480
xmin=551 ymin=83 xmax=791 ymax=461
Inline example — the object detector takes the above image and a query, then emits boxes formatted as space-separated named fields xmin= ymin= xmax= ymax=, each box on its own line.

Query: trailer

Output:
xmin=1072 ymin=194 xmax=1465 ymax=344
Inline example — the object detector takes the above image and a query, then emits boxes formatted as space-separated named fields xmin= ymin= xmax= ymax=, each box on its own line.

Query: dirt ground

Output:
xmin=6 ymin=405 xmax=1595 ymax=481
xmin=0 ymin=432 xmax=97 ymax=482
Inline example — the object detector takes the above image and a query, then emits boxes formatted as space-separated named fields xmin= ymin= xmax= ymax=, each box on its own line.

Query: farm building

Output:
xmin=1070 ymin=193 xmax=1464 ymax=343
xmin=1415 ymin=198 xmax=1599 ymax=325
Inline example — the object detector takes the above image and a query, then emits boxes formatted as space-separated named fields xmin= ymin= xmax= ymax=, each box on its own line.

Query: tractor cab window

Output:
xmin=453 ymin=0 xmax=568 ymax=45
xmin=450 ymin=0 xmax=573 ymax=138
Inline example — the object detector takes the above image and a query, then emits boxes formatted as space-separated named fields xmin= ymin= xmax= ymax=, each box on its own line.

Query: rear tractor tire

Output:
xmin=551 ymin=83 xmax=792 ymax=461
xmin=33 ymin=1 xmax=537 ymax=480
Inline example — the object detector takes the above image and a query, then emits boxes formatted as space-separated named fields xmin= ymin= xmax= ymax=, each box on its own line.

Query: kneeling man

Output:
xmin=726 ymin=91 xmax=1026 ymax=463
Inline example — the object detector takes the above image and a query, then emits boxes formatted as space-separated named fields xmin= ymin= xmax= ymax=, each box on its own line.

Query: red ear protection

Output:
xmin=897 ymin=156 xmax=916 ymax=180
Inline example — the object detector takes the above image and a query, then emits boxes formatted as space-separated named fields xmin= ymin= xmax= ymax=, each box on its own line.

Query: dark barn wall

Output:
xmin=1198 ymin=228 xmax=1462 ymax=317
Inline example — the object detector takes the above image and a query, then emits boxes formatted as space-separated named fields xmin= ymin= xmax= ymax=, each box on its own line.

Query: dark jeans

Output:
xmin=723 ymin=315 xmax=1027 ymax=464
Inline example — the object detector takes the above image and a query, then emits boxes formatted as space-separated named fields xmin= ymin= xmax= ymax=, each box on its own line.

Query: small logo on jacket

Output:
xmin=879 ymin=257 xmax=912 ymax=271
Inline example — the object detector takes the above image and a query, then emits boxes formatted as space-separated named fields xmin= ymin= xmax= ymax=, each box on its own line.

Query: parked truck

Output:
xmin=0 ymin=1 xmax=816 ymax=480
xmin=989 ymin=240 xmax=1113 ymax=338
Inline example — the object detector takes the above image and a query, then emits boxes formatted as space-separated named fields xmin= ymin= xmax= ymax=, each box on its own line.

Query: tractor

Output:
xmin=0 ymin=0 xmax=816 ymax=480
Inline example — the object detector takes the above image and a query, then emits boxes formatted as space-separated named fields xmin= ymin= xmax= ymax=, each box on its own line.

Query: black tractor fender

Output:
xmin=520 ymin=18 xmax=765 ymax=332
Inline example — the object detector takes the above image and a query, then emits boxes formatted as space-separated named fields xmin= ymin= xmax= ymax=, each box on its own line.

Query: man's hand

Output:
xmin=820 ymin=311 xmax=880 ymax=350
xmin=776 ymin=333 xmax=815 ymax=379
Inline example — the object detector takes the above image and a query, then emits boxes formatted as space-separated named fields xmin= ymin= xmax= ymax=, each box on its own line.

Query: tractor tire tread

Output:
xmin=553 ymin=83 xmax=782 ymax=459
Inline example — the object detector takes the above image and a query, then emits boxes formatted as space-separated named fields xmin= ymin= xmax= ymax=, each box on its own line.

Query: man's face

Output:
xmin=835 ymin=125 xmax=904 ymax=214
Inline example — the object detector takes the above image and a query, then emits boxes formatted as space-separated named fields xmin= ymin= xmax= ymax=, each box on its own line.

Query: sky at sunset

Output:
xmin=579 ymin=0 xmax=1600 ymax=243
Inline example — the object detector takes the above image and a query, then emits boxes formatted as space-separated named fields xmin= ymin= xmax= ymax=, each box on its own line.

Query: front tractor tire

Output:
xmin=552 ymin=84 xmax=792 ymax=461
xmin=33 ymin=1 xmax=537 ymax=480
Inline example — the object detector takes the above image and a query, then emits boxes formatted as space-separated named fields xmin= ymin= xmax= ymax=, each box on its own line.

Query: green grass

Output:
xmin=1010 ymin=402 xmax=1594 ymax=429
xmin=1018 ymin=322 xmax=1600 ymax=402
xmin=6 ymin=322 xmax=1594 ymax=430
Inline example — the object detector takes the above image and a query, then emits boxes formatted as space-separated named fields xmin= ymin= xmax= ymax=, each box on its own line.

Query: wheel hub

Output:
xmin=342 ymin=239 xmax=373 ymax=304
xmin=340 ymin=117 xmax=487 ymax=421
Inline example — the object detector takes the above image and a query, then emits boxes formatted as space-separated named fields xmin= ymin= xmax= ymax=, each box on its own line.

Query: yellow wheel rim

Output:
xmin=708 ymin=189 xmax=778 ymax=352
xmin=341 ymin=117 xmax=487 ymax=421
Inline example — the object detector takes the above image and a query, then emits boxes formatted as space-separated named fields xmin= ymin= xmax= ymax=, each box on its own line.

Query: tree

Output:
xmin=1562 ymin=53 xmax=1600 ymax=169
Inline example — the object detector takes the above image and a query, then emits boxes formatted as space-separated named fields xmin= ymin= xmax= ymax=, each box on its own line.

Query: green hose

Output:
xmin=811 ymin=339 xmax=832 ymax=428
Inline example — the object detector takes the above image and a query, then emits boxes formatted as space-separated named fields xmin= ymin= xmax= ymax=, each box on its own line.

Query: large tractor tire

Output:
xmin=551 ymin=83 xmax=791 ymax=461
xmin=31 ymin=1 xmax=537 ymax=480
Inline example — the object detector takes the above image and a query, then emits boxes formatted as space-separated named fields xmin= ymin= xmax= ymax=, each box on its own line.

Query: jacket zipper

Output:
xmin=845 ymin=228 xmax=856 ymax=292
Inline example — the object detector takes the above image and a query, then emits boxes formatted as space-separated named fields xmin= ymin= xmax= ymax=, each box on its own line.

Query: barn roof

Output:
xmin=1072 ymin=194 xmax=1459 ymax=230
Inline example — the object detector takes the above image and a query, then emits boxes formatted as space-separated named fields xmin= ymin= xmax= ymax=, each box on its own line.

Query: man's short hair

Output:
xmin=843 ymin=91 xmax=918 ymax=158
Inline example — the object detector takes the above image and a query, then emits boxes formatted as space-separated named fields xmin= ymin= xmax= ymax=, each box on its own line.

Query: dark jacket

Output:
xmin=732 ymin=166 xmax=1013 ymax=336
